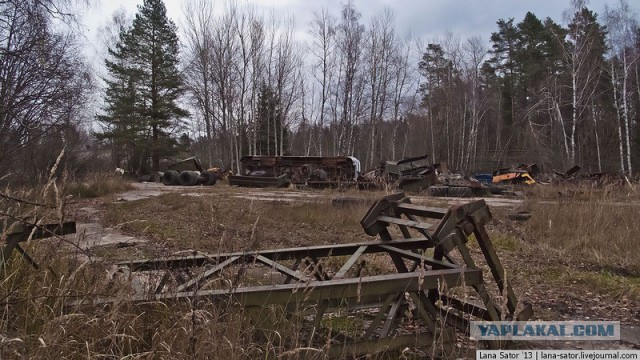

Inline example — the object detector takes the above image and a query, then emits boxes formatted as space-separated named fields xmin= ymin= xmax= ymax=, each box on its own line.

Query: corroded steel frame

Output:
xmin=93 ymin=193 xmax=530 ymax=356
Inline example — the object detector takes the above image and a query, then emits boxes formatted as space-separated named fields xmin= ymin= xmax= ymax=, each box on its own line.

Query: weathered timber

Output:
xmin=86 ymin=193 xmax=530 ymax=357
xmin=1 ymin=220 xmax=76 ymax=269
xmin=118 ymin=238 xmax=434 ymax=272
xmin=75 ymin=268 xmax=482 ymax=307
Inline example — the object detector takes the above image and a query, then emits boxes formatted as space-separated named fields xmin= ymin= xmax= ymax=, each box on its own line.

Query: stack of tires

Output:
xmin=161 ymin=170 xmax=218 ymax=186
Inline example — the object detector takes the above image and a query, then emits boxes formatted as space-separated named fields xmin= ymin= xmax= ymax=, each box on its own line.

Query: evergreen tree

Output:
xmin=256 ymin=83 xmax=288 ymax=156
xmin=484 ymin=18 xmax=520 ymax=153
xmin=96 ymin=0 xmax=188 ymax=173
xmin=517 ymin=12 xmax=552 ymax=103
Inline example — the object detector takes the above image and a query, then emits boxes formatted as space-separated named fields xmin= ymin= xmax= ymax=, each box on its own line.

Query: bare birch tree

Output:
xmin=605 ymin=0 xmax=638 ymax=176
xmin=308 ymin=8 xmax=336 ymax=156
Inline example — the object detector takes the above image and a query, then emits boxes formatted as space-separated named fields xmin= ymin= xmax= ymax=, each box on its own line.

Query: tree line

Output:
xmin=1 ymin=0 xmax=638 ymax=183
xmin=174 ymin=0 xmax=640 ymax=175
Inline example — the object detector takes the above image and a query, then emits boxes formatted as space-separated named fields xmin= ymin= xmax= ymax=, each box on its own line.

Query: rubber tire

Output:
xmin=162 ymin=170 xmax=180 ymax=186
xmin=200 ymin=171 xmax=218 ymax=186
xmin=310 ymin=168 xmax=328 ymax=181
xmin=447 ymin=186 xmax=473 ymax=197
xmin=179 ymin=171 xmax=201 ymax=186
xmin=427 ymin=185 xmax=448 ymax=197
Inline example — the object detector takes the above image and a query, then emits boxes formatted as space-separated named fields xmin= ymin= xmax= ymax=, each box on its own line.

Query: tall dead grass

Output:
xmin=524 ymin=183 xmax=640 ymax=274
xmin=64 ymin=172 xmax=134 ymax=199
xmin=1 ymin=171 xmax=416 ymax=358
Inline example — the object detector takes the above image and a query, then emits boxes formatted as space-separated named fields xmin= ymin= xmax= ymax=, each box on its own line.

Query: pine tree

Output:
xmin=256 ymin=83 xmax=288 ymax=156
xmin=485 ymin=18 xmax=520 ymax=153
xmin=96 ymin=0 xmax=188 ymax=173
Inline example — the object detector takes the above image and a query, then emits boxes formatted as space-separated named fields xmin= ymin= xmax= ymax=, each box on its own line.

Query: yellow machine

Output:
xmin=492 ymin=170 xmax=536 ymax=185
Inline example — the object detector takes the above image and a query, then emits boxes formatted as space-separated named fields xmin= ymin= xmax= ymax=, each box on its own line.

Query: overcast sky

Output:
xmin=80 ymin=0 xmax=639 ymax=65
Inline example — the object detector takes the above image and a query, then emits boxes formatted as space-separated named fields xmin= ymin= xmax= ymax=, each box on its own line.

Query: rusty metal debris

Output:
xmin=79 ymin=193 xmax=530 ymax=356
xmin=382 ymin=154 xmax=442 ymax=192
xmin=1 ymin=219 xmax=76 ymax=269
xmin=358 ymin=154 xmax=443 ymax=192
xmin=229 ymin=155 xmax=361 ymax=188
xmin=549 ymin=165 xmax=630 ymax=187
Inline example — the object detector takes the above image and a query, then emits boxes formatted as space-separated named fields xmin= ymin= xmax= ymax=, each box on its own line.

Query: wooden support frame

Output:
xmin=1 ymin=220 xmax=76 ymax=269
xmin=85 ymin=193 xmax=530 ymax=357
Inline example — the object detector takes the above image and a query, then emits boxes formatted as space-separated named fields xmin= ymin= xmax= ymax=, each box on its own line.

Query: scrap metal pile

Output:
xmin=229 ymin=155 xmax=361 ymax=188
xmin=224 ymin=154 xmax=540 ymax=196
xmin=82 ymin=193 xmax=531 ymax=356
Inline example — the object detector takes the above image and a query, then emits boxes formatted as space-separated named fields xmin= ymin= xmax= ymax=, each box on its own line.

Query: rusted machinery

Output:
xmin=81 ymin=194 xmax=530 ymax=356
xmin=161 ymin=156 xmax=218 ymax=186
xmin=381 ymin=154 xmax=440 ymax=191
xmin=229 ymin=155 xmax=361 ymax=188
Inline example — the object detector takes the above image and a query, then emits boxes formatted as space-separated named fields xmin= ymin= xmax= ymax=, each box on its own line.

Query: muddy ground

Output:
xmin=64 ymin=182 xmax=640 ymax=355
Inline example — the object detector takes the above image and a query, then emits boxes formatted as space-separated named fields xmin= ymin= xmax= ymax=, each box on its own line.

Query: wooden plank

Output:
xmin=360 ymin=192 xmax=406 ymax=236
xmin=408 ymin=292 xmax=436 ymax=333
xmin=376 ymin=245 xmax=460 ymax=270
xmin=283 ymin=258 xmax=302 ymax=284
xmin=333 ymin=245 xmax=367 ymax=279
xmin=449 ymin=231 xmax=502 ymax=322
xmin=2 ymin=221 xmax=77 ymax=268
xmin=14 ymin=244 xmax=39 ymax=270
xmin=379 ymin=229 xmax=410 ymax=273
xmin=440 ymin=294 xmax=491 ymax=320
xmin=254 ymin=255 xmax=307 ymax=282
xmin=120 ymin=238 xmax=433 ymax=272
xmin=470 ymin=214 xmax=520 ymax=316
xmin=393 ymin=199 xmax=415 ymax=240
xmin=154 ymin=271 xmax=171 ymax=294
xmin=305 ymin=256 xmax=329 ymax=281
xmin=396 ymin=203 xmax=447 ymax=219
xmin=376 ymin=216 xmax=438 ymax=231
xmin=175 ymin=255 xmax=240 ymax=292
xmin=364 ymin=292 xmax=398 ymax=339
xmin=78 ymin=268 xmax=483 ymax=307
xmin=401 ymin=212 xmax=439 ymax=246
xmin=380 ymin=295 xmax=406 ymax=337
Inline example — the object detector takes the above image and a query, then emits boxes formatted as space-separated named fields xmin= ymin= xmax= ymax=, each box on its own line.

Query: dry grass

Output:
xmin=104 ymin=191 xmax=375 ymax=255
xmin=3 ymin=175 xmax=640 ymax=358
xmin=65 ymin=173 xmax=134 ymax=199
xmin=0 ymin=252 xmax=327 ymax=359
xmin=523 ymin=183 xmax=640 ymax=274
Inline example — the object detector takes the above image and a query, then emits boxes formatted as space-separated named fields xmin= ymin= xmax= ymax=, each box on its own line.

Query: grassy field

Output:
xmin=1 ymin=179 xmax=638 ymax=358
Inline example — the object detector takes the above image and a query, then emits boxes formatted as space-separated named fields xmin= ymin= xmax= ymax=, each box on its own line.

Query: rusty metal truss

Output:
xmin=83 ymin=193 xmax=531 ymax=356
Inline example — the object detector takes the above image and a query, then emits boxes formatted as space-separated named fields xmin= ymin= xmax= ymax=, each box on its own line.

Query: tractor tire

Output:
xmin=448 ymin=186 xmax=473 ymax=197
xmin=301 ymin=164 xmax=314 ymax=177
xmin=200 ymin=171 xmax=218 ymax=186
xmin=310 ymin=168 xmax=328 ymax=181
xmin=427 ymin=185 xmax=448 ymax=197
xmin=179 ymin=171 xmax=201 ymax=186
xmin=161 ymin=170 xmax=180 ymax=186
